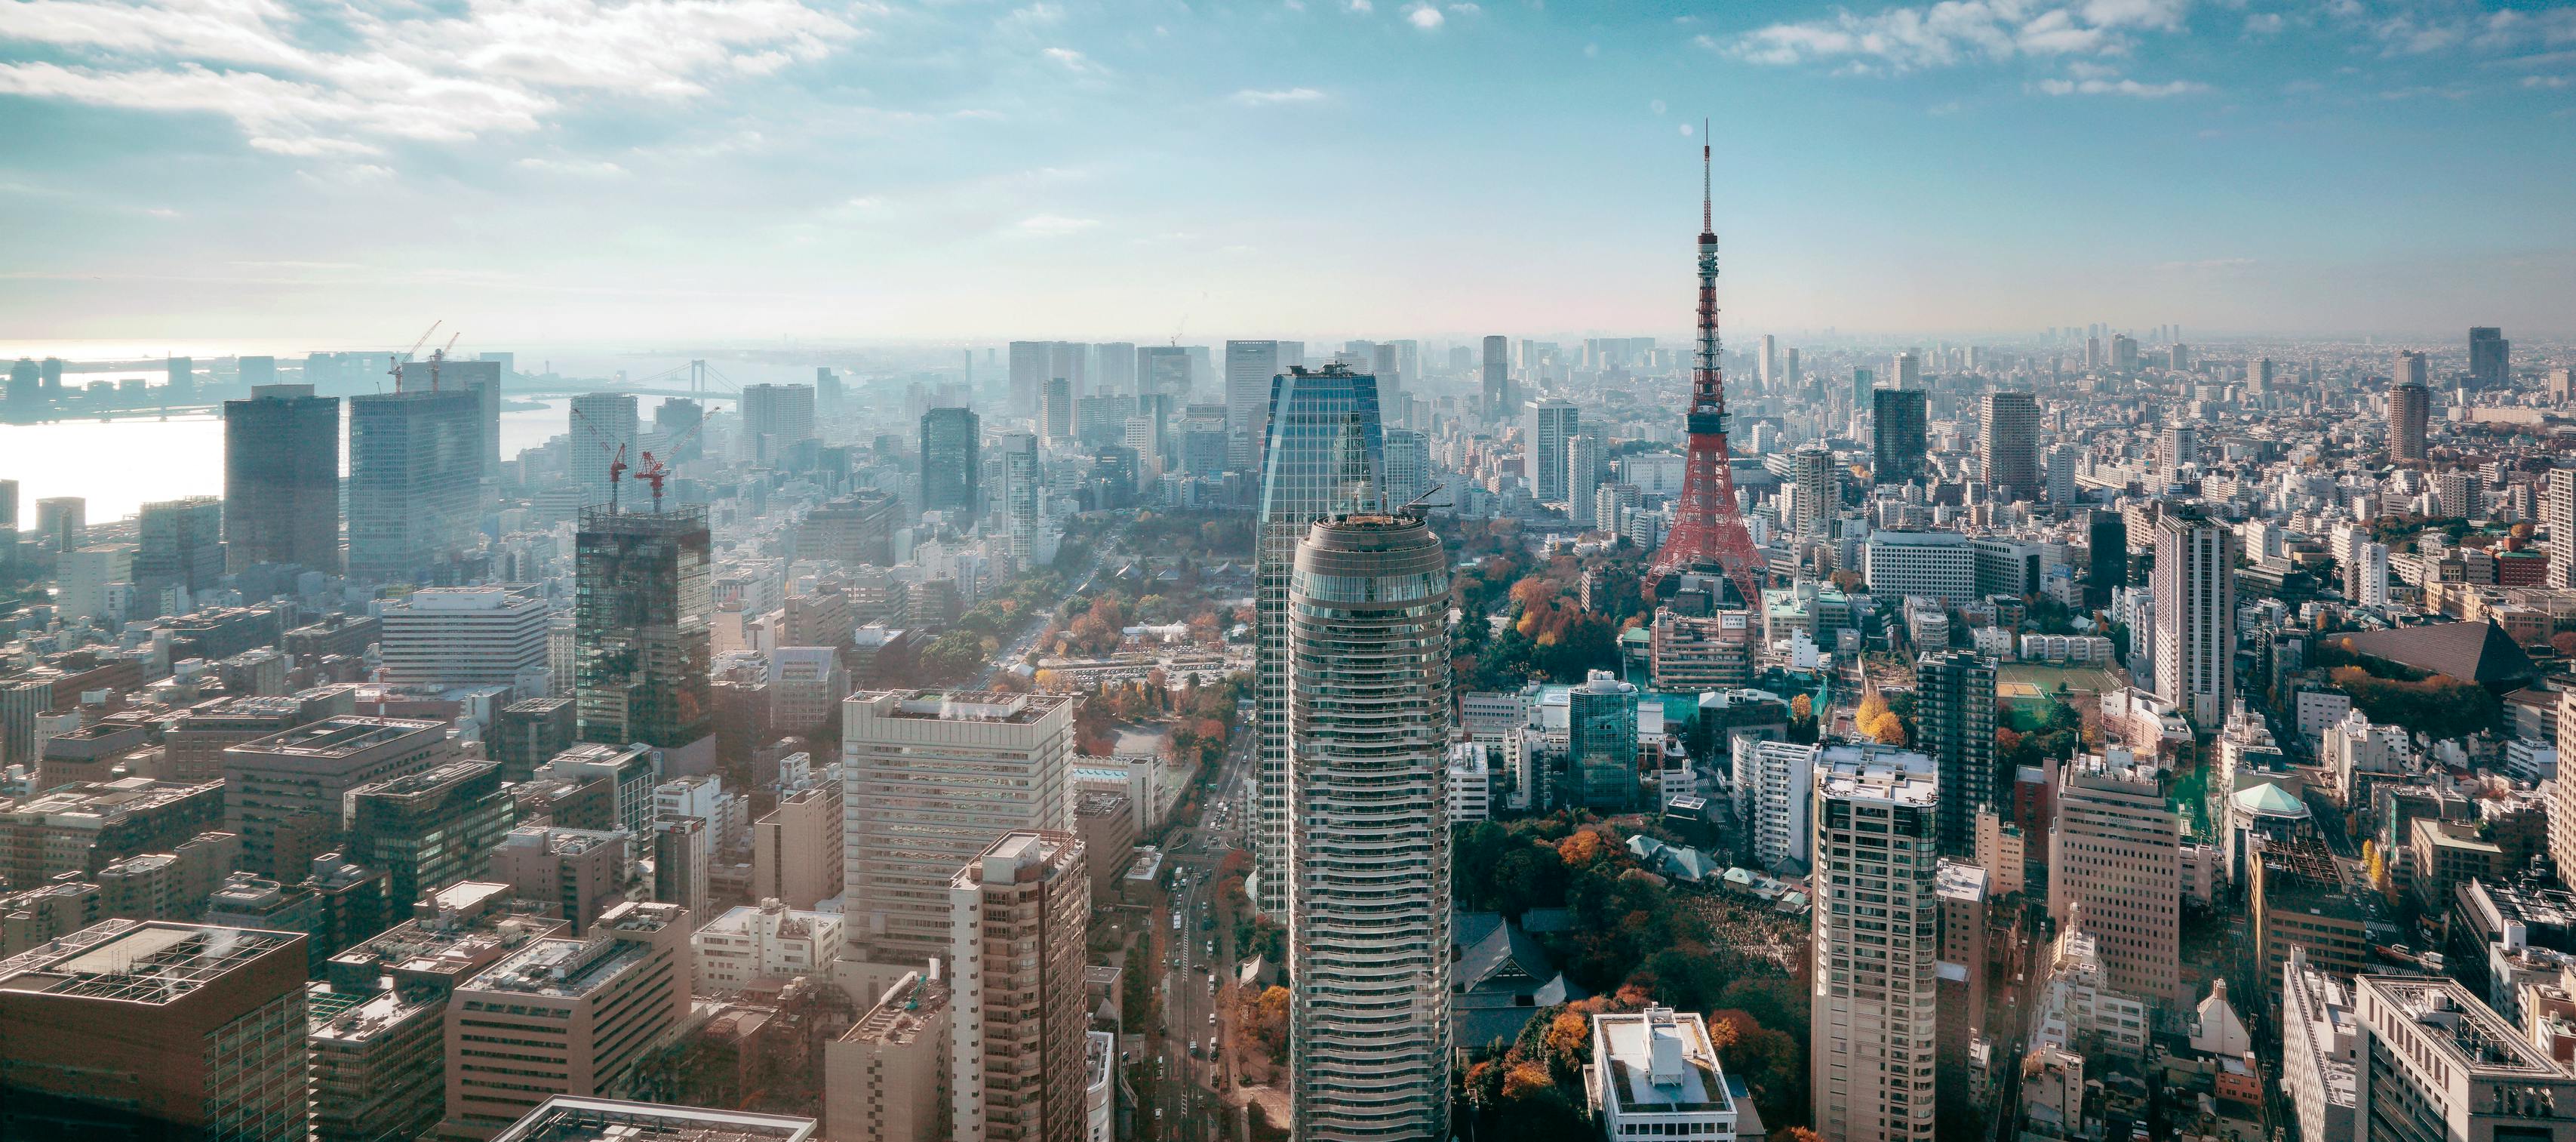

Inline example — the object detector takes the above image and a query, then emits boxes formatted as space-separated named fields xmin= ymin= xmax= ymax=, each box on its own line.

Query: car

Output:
xmin=1209 ymin=1011 xmax=1218 ymax=1025
xmin=1188 ymin=1039 xmax=1197 ymax=1056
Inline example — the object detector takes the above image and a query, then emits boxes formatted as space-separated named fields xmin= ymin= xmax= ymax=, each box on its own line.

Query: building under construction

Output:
xmin=574 ymin=505 xmax=714 ymax=762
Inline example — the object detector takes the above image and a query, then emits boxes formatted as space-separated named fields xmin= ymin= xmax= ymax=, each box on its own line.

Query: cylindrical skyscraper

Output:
xmin=1287 ymin=506 xmax=1451 ymax=1142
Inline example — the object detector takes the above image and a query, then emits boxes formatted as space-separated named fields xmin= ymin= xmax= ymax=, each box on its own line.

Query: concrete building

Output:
xmin=1586 ymin=1007 xmax=1739 ymax=1142
xmin=379 ymin=587 xmax=552 ymax=696
xmin=488 ymin=826 xmax=628 ymax=935
xmin=839 ymin=690 xmax=1072 ymax=982
xmin=1871 ymin=387 xmax=1929 ymax=485
xmin=223 ymin=716 xmax=451 ymax=878
xmin=753 ymin=784 xmax=842 ymax=910
xmin=2390 ymin=379 xmax=2430 ymax=466
xmin=2046 ymin=749 xmax=2181 ymax=1003
xmin=1865 ymin=530 xmax=1977 ymax=602
xmin=0 ymin=775 xmax=226 ymax=888
xmin=949 ymin=831 xmax=1088 ymax=1142
xmin=1787 ymin=444 xmax=1837 ymax=540
xmin=223 ymin=383 xmax=341 ymax=572
xmin=739 ymin=383 xmax=817 ymax=463
xmin=346 ymin=758 xmax=518 ymax=910
xmin=2353 ymin=973 xmax=2576 ymax=1142
xmin=485 ymin=1097 xmax=814 ymax=1142
xmin=0 ymin=919 xmax=312 ymax=1141
xmin=1811 ymin=746 xmax=1940 ymax=1142
xmin=134 ymin=494 xmax=226 ymax=607
xmin=1978 ymin=390 xmax=2040 ymax=502
xmin=567 ymin=392 xmax=640 ymax=503
xmin=2254 ymin=836 xmax=2375 ymax=1005
xmin=2153 ymin=511 xmax=2236 ymax=725
xmin=919 ymin=406 xmax=982 ymax=518
xmin=1649 ymin=608 xmax=1757 ymax=692
xmin=1917 ymin=651 xmax=1998 ymax=857
xmin=693 ymin=899 xmax=842 ymax=992
xmin=825 ymin=969 xmax=951 ymax=1142
xmin=1746 ymin=740 xmax=1818 ymax=871
xmin=2281 ymin=947 xmax=2359 ymax=1142
xmin=441 ymin=901 xmax=692 ymax=1139
xmin=1524 ymin=398 xmax=1578 ymax=504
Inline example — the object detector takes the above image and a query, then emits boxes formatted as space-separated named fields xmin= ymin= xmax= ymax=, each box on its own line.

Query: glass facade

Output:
xmin=574 ymin=505 xmax=714 ymax=750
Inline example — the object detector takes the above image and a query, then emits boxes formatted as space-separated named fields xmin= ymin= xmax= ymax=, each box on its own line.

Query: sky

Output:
xmin=2 ymin=0 xmax=2571 ymax=350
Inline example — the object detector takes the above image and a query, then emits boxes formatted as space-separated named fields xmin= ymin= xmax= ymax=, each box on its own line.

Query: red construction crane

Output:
xmin=387 ymin=320 xmax=440 ymax=392
xmin=567 ymin=402 xmax=632 ymax=513
xmin=629 ymin=411 xmax=709 ymax=513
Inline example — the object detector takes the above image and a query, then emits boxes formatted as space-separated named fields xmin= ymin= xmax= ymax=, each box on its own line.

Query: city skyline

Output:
xmin=4 ymin=0 xmax=2573 ymax=343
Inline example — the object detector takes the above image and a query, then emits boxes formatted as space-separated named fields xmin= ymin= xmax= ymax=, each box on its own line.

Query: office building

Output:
xmin=1253 ymin=365 xmax=1383 ymax=915
xmin=949 ymin=831 xmax=1088 ymax=1142
xmin=2253 ymin=836 xmax=2373 ymax=1003
xmin=568 ymin=392 xmax=641 ymax=503
xmin=33 ymin=495 xmax=84 ymax=551
xmin=2389 ymin=380 xmax=2430 ymax=466
xmin=1481 ymin=334 xmax=1511 ymax=418
xmin=348 ymin=386 xmax=485 ymax=581
xmin=801 ymin=491 xmax=899 ymax=566
xmin=167 ymin=354 xmax=193 ymax=396
xmin=651 ymin=816 xmax=709 ymax=916
xmin=2353 ymin=974 xmax=2576 ymax=1142
xmin=1525 ymin=398 xmax=1578 ymax=503
xmin=753 ymin=784 xmax=842 ymax=909
xmin=0 ymin=776 xmax=226 ymax=888
xmin=57 ymin=543 xmax=130 ymax=622
xmin=493 ymin=696 xmax=576 ymax=783
xmin=825 ymin=970 xmax=951 ymax=1142
xmin=379 ymin=586 xmax=552 ymax=695
xmin=0 ymin=919 xmax=312 ymax=1142
xmin=224 ymin=716 xmax=452 ymax=878
xmin=537 ymin=742 xmax=662 ymax=838
xmin=1586 ymin=1008 xmax=1740 ymax=1142
xmin=740 ymin=383 xmax=817 ymax=463
xmin=441 ymin=901 xmax=692 ymax=1138
xmin=919 ymin=405 xmax=981 ymax=517
xmin=1225 ymin=340 xmax=1281 ymax=469
xmin=134 ymin=494 xmax=226 ymax=605
xmin=693 ymin=898 xmax=842 ymax=991
xmin=1788 ymin=444 xmax=1836 ymax=540
xmin=1566 ymin=670 xmax=1641 ymax=812
xmin=487 ymin=1097 xmax=816 ymax=1142
xmin=1001 ymin=430 xmax=1041 ymax=568
xmin=1287 ymin=506 xmax=1452 ymax=1141
xmin=1041 ymin=374 xmax=1073 ymax=444
xmin=2151 ymin=512 xmax=2236 ymax=725
xmin=2468 ymin=325 xmax=2510 ymax=390
xmin=2547 ymin=470 xmax=2575 ymax=591
xmin=1007 ymin=341 xmax=1050 ymax=416
xmin=1978 ymin=390 xmax=2040 ymax=502
xmin=574 ymin=505 xmax=714 ymax=754
xmin=223 ymin=383 xmax=341 ymax=571
xmin=1567 ymin=432 xmax=1601 ymax=527
xmin=1811 ymin=746 xmax=1940 ymax=1142
xmin=2086 ymin=509 xmax=2126 ymax=608
xmin=430 ymin=358 xmax=505 ymax=482
xmin=346 ymin=759 xmax=518 ymax=908
xmin=488 ymin=826 xmax=629 ymax=934
xmin=2046 ymin=750 xmax=2181 ymax=1003
xmin=839 ymin=690 xmax=1073 ymax=976
xmin=1864 ymin=530 xmax=1975 ymax=601
xmin=1917 ymin=651 xmax=1997 ymax=856
xmin=1871 ymin=387 xmax=1928 ymax=485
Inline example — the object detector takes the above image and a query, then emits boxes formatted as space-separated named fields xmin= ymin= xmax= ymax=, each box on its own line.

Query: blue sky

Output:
xmin=2 ymin=0 xmax=2570 ymax=348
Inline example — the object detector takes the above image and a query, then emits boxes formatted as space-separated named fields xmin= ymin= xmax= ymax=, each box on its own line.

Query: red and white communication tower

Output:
xmin=1649 ymin=127 xmax=1769 ymax=608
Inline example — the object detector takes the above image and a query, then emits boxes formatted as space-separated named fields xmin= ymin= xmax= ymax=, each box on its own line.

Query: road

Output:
xmin=970 ymin=553 xmax=1105 ymax=689
xmin=1146 ymin=697 xmax=1258 ymax=1142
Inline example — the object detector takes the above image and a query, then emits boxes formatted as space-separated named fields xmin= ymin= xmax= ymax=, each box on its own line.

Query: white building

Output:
xmin=1865 ymin=530 xmax=1976 ymax=602
xmin=2032 ymin=910 xmax=2150 ymax=1059
xmin=1086 ymin=1030 xmax=1114 ymax=1142
xmin=2353 ymin=974 xmax=2576 ymax=1142
xmin=1446 ymin=742 xmax=1492 ymax=824
xmin=693 ymin=899 xmax=843 ymax=991
xmin=1525 ymin=399 xmax=1578 ymax=505
xmin=1586 ymin=1007 xmax=1739 ymax=1141
xmin=1744 ymin=740 xmax=1818 ymax=871
xmin=655 ymin=773 xmax=750 ymax=855
xmin=2151 ymin=513 xmax=2236 ymax=725
xmin=377 ymin=586 xmax=552 ymax=697
xmin=2280 ymin=947 xmax=2358 ymax=1142
xmin=1812 ymin=746 xmax=1939 ymax=1142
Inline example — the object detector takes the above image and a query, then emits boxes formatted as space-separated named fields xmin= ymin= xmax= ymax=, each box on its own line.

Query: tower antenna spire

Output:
xmin=1702 ymin=119 xmax=1712 ymax=233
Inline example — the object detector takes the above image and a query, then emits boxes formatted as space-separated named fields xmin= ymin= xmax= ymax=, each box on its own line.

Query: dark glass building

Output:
xmin=224 ymin=383 xmax=341 ymax=572
xmin=1871 ymin=386 xmax=1929 ymax=486
xmin=2088 ymin=509 xmax=2128 ymax=609
xmin=347 ymin=387 xmax=484 ymax=582
xmin=919 ymin=405 xmax=981 ymax=516
xmin=575 ymin=505 xmax=714 ymax=750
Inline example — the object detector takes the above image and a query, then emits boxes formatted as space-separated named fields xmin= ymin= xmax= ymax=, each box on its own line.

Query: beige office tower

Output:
xmin=441 ymin=900 xmax=692 ymax=1139
xmin=1811 ymin=747 xmax=1939 ymax=1142
xmin=840 ymin=690 xmax=1072 ymax=997
xmin=2544 ymin=469 xmax=2575 ymax=589
xmin=2353 ymin=974 xmax=2576 ymax=1140
xmin=2151 ymin=512 xmax=2236 ymax=727
xmin=2047 ymin=750 xmax=2182 ymax=1004
xmin=948 ymin=831 xmax=1088 ymax=1142
xmin=826 ymin=969 xmax=951 ymax=1142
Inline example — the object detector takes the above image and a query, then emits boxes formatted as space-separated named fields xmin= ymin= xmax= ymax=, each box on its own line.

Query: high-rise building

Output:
xmin=134 ymin=494 xmax=226 ymax=605
xmin=1759 ymin=334 xmax=1777 ymax=388
xmin=1567 ymin=432 xmax=1601 ymax=527
xmin=2087 ymin=509 xmax=2127 ymax=608
xmin=1001 ymin=431 xmax=1041 ymax=569
xmin=919 ymin=405 xmax=982 ymax=517
xmin=1917 ymin=651 xmax=1997 ymax=857
xmin=739 ymin=383 xmax=817 ymax=463
xmin=1978 ymin=390 xmax=2040 ymax=502
xmin=1040 ymin=375 xmax=1073 ymax=443
xmin=223 ymin=383 xmax=340 ymax=572
xmin=33 ymin=495 xmax=83 ymax=552
xmin=569 ymin=392 xmax=641 ymax=503
xmin=2046 ymin=750 xmax=2181 ymax=1003
xmin=1811 ymin=746 xmax=1940 ymax=1142
xmin=2468 ymin=325 xmax=2510 ymax=390
xmin=1871 ymin=387 xmax=1928 ymax=485
xmin=346 ymin=759 xmax=518 ymax=908
xmin=379 ymin=586 xmax=552 ymax=695
xmin=1253 ymin=365 xmax=1383 ymax=915
xmin=2151 ymin=512 xmax=2236 ymax=725
xmin=1523 ymin=397 xmax=1578 ymax=503
xmin=651 ymin=817 xmax=709 ymax=917
xmin=441 ymin=901 xmax=692 ymax=1137
xmin=348 ymin=386 xmax=485 ymax=582
xmin=1286 ymin=506 xmax=1452 ymax=1141
xmin=166 ymin=354 xmax=194 ymax=398
xmin=1566 ymin=670 xmax=1640 ymax=812
xmin=948 ymin=831 xmax=1088 ymax=1142
xmin=2353 ymin=974 xmax=2576 ymax=1142
xmin=1007 ymin=340 xmax=1049 ymax=417
xmin=1381 ymin=427 xmax=1430 ymax=510
xmin=0 ymin=919 xmax=312 ymax=1141
xmin=752 ymin=785 xmax=842 ymax=910
xmin=2388 ymin=380 xmax=2430 ymax=466
xmin=573 ymin=505 xmax=714 ymax=753
xmin=1746 ymin=740 xmax=1818 ymax=870
xmin=2545 ymin=470 xmax=2575 ymax=590
xmin=839 ymin=690 xmax=1072 ymax=979
xmin=223 ymin=716 xmax=452 ymax=877
xmin=1481 ymin=334 xmax=1511 ymax=418
xmin=493 ymin=697 xmax=576 ymax=783
xmin=1788 ymin=444 xmax=1836 ymax=540
xmin=1225 ymin=340 xmax=1281 ymax=469
xmin=801 ymin=491 xmax=900 ymax=567
xmin=1893 ymin=351 xmax=1921 ymax=390
xmin=2044 ymin=442 xmax=2078 ymax=508
xmin=825 ymin=970 xmax=950 ymax=1142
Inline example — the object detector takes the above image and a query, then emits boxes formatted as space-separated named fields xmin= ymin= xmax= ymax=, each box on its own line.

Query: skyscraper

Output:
xmin=379 ymin=586 xmax=552 ymax=694
xmin=1871 ymin=387 xmax=1929 ymax=486
xmin=1041 ymin=375 xmax=1073 ymax=443
xmin=1788 ymin=444 xmax=1836 ymax=540
xmin=2469 ymin=325 xmax=2510 ymax=390
xmin=2152 ymin=511 xmax=2236 ymax=725
xmin=134 ymin=494 xmax=226 ymax=606
xmin=223 ymin=716 xmax=453 ymax=877
xmin=32 ymin=496 xmax=82 ymax=552
xmin=1811 ymin=746 xmax=1939 ymax=1142
xmin=223 ymin=383 xmax=340 ymax=572
xmin=1224 ymin=340 xmax=1281 ymax=469
xmin=2545 ymin=470 xmax=2574 ymax=590
xmin=1523 ymin=398 xmax=1578 ymax=504
xmin=166 ymin=355 xmax=193 ymax=399
xmin=1480 ymin=334 xmax=1511 ymax=419
xmin=433 ymin=358 xmax=505 ymax=482
xmin=1565 ymin=670 xmax=1640 ymax=811
xmin=2086 ymin=509 xmax=2127 ymax=608
xmin=1287 ymin=499 xmax=1452 ymax=1142
xmin=948 ymin=830 xmax=1089 ymax=1142
xmin=573 ymin=505 xmax=715 ymax=753
xmin=1978 ymin=390 xmax=2040 ymax=502
xmin=568 ymin=392 xmax=640 ymax=504
xmin=2388 ymin=379 xmax=2430 ymax=466
xmin=2047 ymin=750 xmax=2181 ymax=1002
xmin=1253 ymin=365 xmax=1383 ymax=916
xmin=1001 ymin=431 xmax=1041 ymax=570
xmin=1892 ymin=351 xmax=1921 ymax=390
xmin=1916 ymin=651 xmax=1997 ymax=857
xmin=1567 ymin=432 xmax=1601 ymax=528
xmin=739 ymin=383 xmax=816 ymax=463
xmin=918 ymin=405 xmax=981 ymax=517
xmin=1007 ymin=340 xmax=1049 ymax=416
xmin=348 ymin=386 xmax=484 ymax=582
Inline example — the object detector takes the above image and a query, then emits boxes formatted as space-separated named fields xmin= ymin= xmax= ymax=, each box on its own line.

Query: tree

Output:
xmin=1557 ymin=830 xmax=1609 ymax=870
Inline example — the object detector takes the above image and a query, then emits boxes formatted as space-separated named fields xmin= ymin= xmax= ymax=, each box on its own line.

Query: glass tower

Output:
xmin=575 ymin=505 xmax=714 ymax=750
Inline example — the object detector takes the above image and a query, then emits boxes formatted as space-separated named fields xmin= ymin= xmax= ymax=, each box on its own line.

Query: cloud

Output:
xmin=2524 ymin=74 xmax=2573 ymax=88
xmin=998 ymin=2 xmax=1064 ymax=31
xmin=2242 ymin=12 xmax=2284 ymax=38
xmin=516 ymin=156 xmax=630 ymax=177
xmin=2035 ymin=75 xmax=2207 ymax=95
xmin=1015 ymin=214 xmax=1101 ymax=236
xmin=1230 ymin=87 xmax=1326 ymax=104
xmin=1406 ymin=4 xmax=1444 ymax=29
xmin=1043 ymin=46 xmax=1107 ymax=74
xmin=1721 ymin=0 xmax=2196 ymax=71
xmin=1347 ymin=0 xmax=1372 ymax=11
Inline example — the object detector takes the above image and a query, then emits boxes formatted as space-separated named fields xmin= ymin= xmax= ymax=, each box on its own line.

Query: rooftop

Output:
xmin=2362 ymin=975 xmax=2566 ymax=1076
xmin=1817 ymin=744 xmax=1938 ymax=807
xmin=235 ymin=716 xmax=444 ymax=759
xmin=1594 ymin=1007 xmax=1735 ymax=1116
xmin=487 ymin=1096 xmax=814 ymax=1142
xmin=842 ymin=971 xmax=949 ymax=1048
xmin=0 ymin=920 xmax=297 ymax=1005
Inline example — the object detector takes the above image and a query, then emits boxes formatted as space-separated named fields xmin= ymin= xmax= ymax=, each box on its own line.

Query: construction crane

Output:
xmin=388 ymin=320 xmax=440 ymax=392
xmin=629 ymin=411 xmax=709 ymax=513
xmin=567 ymin=402 xmax=632 ymax=513
xmin=426 ymin=331 xmax=463 ymax=391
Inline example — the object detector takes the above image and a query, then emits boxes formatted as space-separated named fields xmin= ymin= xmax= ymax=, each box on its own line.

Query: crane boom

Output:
xmin=389 ymin=320 xmax=441 ymax=392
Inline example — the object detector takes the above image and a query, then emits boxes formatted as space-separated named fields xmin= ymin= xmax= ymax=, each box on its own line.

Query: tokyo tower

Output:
xmin=1649 ymin=127 xmax=1768 ymax=609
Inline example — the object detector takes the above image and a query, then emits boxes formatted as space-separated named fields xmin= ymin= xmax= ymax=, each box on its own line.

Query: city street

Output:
xmin=1145 ymin=697 xmax=1258 ymax=1141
